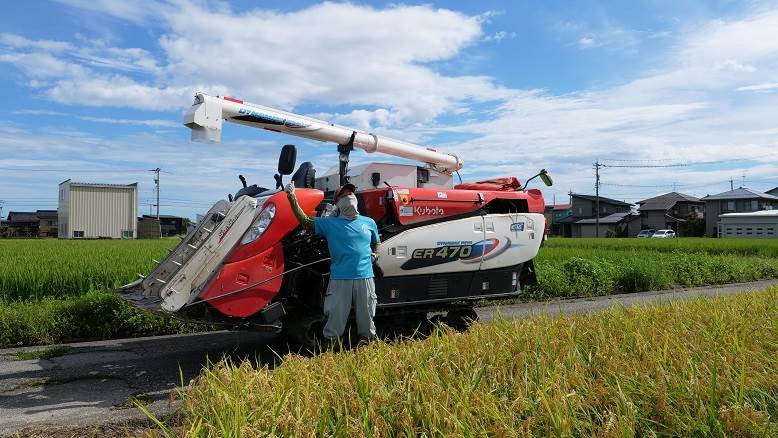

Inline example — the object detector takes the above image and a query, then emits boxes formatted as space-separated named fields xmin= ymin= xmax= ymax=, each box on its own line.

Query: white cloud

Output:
xmin=13 ymin=109 xmax=179 ymax=128
xmin=737 ymin=82 xmax=778 ymax=92
xmin=2 ymin=2 xmax=509 ymax=123
xmin=54 ymin=0 xmax=168 ymax=25
xmin=483 ymin=31 xmax=516 ymax=43
xmin=578 ymin=36 xmax=596 ymax=48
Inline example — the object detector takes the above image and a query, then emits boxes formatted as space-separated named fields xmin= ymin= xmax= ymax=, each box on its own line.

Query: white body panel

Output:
xmin=377 ymin=213 xmax=545 ymax=277
xmin=183 ymin=93 xmax=463 ymax=173
xmin=480 ymin=213 xmax=545 ymax=271
xmin=379 ymin=216 xmax=485 ymax=277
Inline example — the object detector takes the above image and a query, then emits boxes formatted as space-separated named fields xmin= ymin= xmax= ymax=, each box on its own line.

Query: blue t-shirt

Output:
xmin=314 ymin=215 xmax=379 ymax=280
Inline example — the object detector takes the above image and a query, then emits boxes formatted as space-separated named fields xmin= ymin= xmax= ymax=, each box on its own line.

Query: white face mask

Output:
xmin=335 ymin=194 xmax=359 ymax=220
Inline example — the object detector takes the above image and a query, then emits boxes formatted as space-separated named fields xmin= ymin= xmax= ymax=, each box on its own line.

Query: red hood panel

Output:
xmin=200 ymin=242 xmax=285 ymax=318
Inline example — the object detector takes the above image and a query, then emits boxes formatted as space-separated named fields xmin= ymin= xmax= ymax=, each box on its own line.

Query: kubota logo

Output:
xmin=414 ymin=206 xmax=445 ymax=216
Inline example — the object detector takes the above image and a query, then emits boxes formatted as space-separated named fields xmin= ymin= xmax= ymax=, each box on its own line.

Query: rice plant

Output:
xmin=168 ymin=288 xmax=778 ymax=437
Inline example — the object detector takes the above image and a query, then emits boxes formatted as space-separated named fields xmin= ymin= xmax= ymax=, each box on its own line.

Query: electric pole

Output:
xmin=150 ymin=168 xmax=161 ymax=219
xmin=594 ymin=161 xmax=601 ymax=238
xmin=729 ymin=178 xmax=734 ymax=190
xmin=0 ymin=199 xmax=4 ymax=220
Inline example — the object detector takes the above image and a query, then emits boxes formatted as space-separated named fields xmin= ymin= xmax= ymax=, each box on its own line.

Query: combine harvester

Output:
xmin=120 ymin=93 xmax=552 ymax=345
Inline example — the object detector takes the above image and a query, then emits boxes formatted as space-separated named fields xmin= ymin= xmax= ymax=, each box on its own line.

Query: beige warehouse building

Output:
xmin=718 ymin=210 xmax=778 ymax=239
xmin=58 ymin=180 xmax=139 ymax=239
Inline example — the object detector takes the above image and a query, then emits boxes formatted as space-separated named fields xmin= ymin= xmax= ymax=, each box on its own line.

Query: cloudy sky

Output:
xmin=1 ymin=0 xmax=778 ymax=218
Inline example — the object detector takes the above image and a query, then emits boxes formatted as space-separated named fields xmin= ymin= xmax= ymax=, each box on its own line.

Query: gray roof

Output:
xmin=7 ymin=211 xmax=38 ymax=222
xmin=36 ymin=209 xmax=57 ymax=218
xmin=60 ymin=179 xmax=138 ymax=189
xmin=767 ymin=187 xmax=778 ymax=196
xmin=720 ymin=210 xmax=778 ymax=218
xmin=701 ymin=187 xmax=778 ymax=201
xmin=573 ymin=212 xmax=637 ymax=225
xmin=637 ymin=192 xmax=702 ymax=211
xmin=570 ymin=193 xmax=633 ymax=207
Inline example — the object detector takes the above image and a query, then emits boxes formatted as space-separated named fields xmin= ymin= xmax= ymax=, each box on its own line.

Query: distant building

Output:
xmin=142 ymin=214 xmax=186 ymax=236
xmin=718 ymin=210 xmax=778 ymax=239
xmin=36 ymin=210 xmax=58 ymax=237
xmin=58 ymin=180 xmax=138 ymax=239
xmin=701 ymin=188 xmax=778 ymax=237
xmin=137 ymin=217 xmax=162 ymax=239
xmin=556 ymin=194 xmax=638 ymax=237
xmin=3 ymin=210 xmax=58 ymax=237
xmin=636 ymin=192 xmax=704 ymax=236
xmin=544 ymin=204 xmax=572 ymax=236
xmin=5 ymin=211 xmax=39 ymax=237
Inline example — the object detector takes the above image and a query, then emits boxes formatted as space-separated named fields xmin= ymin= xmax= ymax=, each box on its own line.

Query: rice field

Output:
xmin=0 ymin=238 xmax=175 ymax=301
xmin=1 ymin=237 xmax=778 ymax=347
xmin=156 ymin=288 xmax=778 ymax=437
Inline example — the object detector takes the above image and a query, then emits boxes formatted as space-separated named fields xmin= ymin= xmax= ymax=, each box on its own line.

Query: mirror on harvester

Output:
xmin=540 ymin=170 xmax=553 ymax=187
xmin=278 ymin=144 xmax=297 ymax=175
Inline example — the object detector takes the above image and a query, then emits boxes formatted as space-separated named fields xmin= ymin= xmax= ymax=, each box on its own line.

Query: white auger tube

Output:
xmin=183 ymin=93 xmax=463 ymax=174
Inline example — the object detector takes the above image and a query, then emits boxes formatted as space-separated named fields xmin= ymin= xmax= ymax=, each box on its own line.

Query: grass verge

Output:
xmin=165 ymin=287 xmax=778 ymax=437
xmin=0 ymin=289 xmax=209 ymax=348
xmin=15 ymin=345 xmax=70 ymax=361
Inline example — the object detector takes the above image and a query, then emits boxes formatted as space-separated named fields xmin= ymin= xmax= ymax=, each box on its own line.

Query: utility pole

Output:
xmin=150 ymin=168 xmax=160 ymax=219
xmin=729 ymin=178 xmax=734 ymax=190
xmin=594 ymin=161 xmax=601 ymax=238
xmin=0 ymin=199 xmax=4 ymax=220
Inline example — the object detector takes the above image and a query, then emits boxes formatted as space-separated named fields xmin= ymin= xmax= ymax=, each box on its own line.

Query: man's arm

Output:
xmin=370 ymin=221 xmax=380 ymax=256
xmin=285 ymin=184 xmax=314 ymax=232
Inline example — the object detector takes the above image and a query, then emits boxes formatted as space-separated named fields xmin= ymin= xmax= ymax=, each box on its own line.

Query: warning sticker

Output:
xmin=396 ymin=189 xmax=410 ymax=195
xmin=437 ymin=191 xmax=448 ymax=199
xmin=399 ymin=206 xmax=414 ymax=216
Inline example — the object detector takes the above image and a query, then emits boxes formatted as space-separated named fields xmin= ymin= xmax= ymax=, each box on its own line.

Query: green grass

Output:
xmin=14 ymin=345 xmax=70 ymax=361
xmin=528 ymin=238 xmax=778 ymax=298
xmin=0 ymin=288 xmax=207 ymax=348
xmin=162 ymin=288 xmax=778 ymax=437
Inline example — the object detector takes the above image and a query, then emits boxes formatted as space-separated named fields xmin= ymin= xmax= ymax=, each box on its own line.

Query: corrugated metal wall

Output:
xmin=67 ymin=185 xmax=138 ymax=239
xmin=57 ymin=182 xmax=70 ymax=239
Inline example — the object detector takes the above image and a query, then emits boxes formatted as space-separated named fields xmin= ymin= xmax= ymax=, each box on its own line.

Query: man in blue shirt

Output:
xmin=285 ymin=182 xmax=380 ymax=343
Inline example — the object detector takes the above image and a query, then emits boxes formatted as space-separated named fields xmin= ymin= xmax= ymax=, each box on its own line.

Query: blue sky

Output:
xmin=1 ymin=0 xmax=778 ymax=218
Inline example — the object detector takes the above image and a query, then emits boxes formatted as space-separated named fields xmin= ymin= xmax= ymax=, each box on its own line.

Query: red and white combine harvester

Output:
xmin=120 ymin=93 xmax=552 ymax=345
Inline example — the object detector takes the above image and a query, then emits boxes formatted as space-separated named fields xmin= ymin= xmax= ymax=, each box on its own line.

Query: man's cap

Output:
xmin=334 ymin=183 xmax=357 ymax=200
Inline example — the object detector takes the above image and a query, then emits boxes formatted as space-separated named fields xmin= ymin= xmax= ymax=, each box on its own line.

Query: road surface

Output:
xmin=2 ymin=279 xmax=776 ymax=437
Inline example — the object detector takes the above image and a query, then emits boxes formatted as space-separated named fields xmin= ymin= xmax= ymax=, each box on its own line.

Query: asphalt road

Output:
xmin=2 ymin=278 xmax=777 ymax=437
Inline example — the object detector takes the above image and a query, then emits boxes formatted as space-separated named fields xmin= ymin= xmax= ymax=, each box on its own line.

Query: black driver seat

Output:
xmin=291 ymin=162 xmax=315 ymax=188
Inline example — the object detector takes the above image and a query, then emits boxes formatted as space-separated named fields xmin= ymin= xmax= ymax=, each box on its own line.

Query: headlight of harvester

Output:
xmin=240 ymin=203 xmax=275 ymax=245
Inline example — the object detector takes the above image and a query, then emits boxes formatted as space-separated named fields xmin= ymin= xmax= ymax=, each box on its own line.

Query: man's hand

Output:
xmin=371 ymin=252 xmax=379 ymax=263
xmin=284 ymin=183 xmax=295 ymax=195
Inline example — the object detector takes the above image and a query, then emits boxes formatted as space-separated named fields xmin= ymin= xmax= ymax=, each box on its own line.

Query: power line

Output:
xmin=0 ymin=167 xmax=154 ymax=173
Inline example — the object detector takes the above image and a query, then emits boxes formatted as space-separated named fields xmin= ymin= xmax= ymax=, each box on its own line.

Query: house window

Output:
xmin=751 ymin=200 xmax=759 ymax=211
xmin=73 ymin=230 xmax=84 ymax=238
xmin=726 ymin=201 xmax=735 ymax=211
xmin=577 ymin=207 xmax=582 ymax=215
xmin=48 ymin=220 xmax=55 ymax=226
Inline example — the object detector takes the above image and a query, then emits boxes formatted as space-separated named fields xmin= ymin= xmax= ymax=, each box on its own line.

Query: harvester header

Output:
xmin=183 ymin=92 xmax=464 ymax=174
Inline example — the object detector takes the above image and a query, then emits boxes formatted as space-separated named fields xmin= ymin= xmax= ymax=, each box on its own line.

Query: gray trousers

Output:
xmin=323 ymin=278 xmax=377 ymax=339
